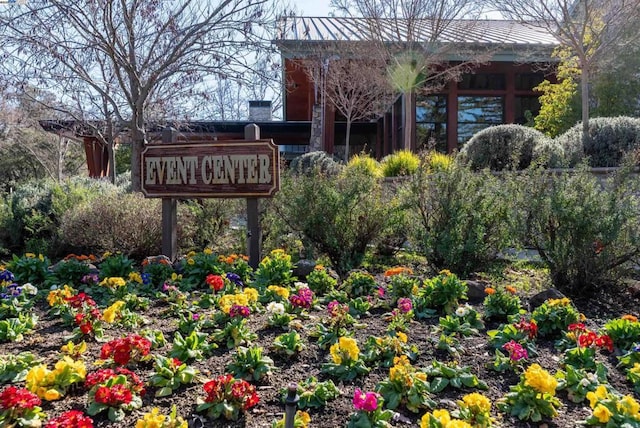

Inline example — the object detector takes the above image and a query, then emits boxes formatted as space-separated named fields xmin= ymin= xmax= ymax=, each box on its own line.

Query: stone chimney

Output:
xmin=248 ymin=100 xmax=272 ymax=122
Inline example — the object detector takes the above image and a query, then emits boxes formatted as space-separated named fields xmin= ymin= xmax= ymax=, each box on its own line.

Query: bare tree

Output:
xmin=0 ymin=0 xmax=282 ymax=191
xmin=330 ymin=0 xmax=487 ymax=150
xmin=303 ymin=55 xmax=396 ymax=160
xmin=488 ymin=0 xmax=640 ymax=137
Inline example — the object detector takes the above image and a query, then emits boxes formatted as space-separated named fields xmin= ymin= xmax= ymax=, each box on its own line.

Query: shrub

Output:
xmin=271 ymin=167 xmax=396 ymax=277
xmin=58 ymin=193 xmax=197 ymax=259
xmin=1 ymin=178 xmax=119 ymax=256
xmin=180 ymin=199 xmax=243 ymax=252
xmin=556 ymin=116 xmax=640 ymax=167
xmin=459 ymin=124 xmax=552 ymax=171
xmin=400 ymin=159 xmax=514 ymax=275
xmin=289 ymin=151 xmax=342 ymax=176
xmin=381 ymin=150 xmax=420 ymax=177
xmin=422 ymin=151 xmax=454 ymax=173
xmin=509 ymin=160 xmax=640 ymax=291
xmin=344 ymin=154 xmax=382 ymax=178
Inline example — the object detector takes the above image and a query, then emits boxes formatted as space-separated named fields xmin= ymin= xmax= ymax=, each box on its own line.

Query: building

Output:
xmin=273 ymin=16 xmax=559 ymax=157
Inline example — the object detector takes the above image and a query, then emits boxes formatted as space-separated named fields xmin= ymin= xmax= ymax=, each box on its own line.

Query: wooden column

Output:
xmin=161 ymin=127 xmax=178 ymax=261
xmin=447 ymin=80 xmax=458 ymax=153
xmin=245 ymin=124 xmax=261 ymax=269
xmin=504 ymin=69 xmax=516 ymax=124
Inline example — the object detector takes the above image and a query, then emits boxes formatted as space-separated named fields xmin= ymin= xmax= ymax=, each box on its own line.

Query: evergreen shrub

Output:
xmin=459 ymin=124 xmax=552 ymax=171
xmin=556 ymin=116 xmax=640 ymax=167
xmin=380 ymin=150 xmax=420 ymax=177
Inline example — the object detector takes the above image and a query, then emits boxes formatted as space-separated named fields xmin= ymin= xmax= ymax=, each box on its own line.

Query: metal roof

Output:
xmin=275 ymin=16 xmax=559 ymax=46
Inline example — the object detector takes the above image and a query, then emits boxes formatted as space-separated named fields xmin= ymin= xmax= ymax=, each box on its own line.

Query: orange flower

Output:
xmin=622 ymin=314 xmax=638 ymax=323
xmin=484 ymin=287 xmax=496 ymax=295
xmin=314 ymin=264 xmax=325 ymax=271
xmin=505 ymin=286 xmax=517 ymax=294
xmin=384 ymin=267 xmax=413 ymax=277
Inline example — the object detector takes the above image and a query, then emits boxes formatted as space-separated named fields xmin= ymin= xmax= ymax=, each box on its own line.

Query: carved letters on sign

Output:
xmin=140 ymin=140 xmax=280 ymax=198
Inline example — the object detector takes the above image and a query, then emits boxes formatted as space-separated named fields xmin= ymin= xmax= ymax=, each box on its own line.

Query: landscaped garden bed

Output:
xmin=1 ymin=250 xmax=639 ymax=428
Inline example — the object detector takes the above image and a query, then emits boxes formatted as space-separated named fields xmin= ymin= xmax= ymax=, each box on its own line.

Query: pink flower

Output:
xmin=502 ymin=340 xmax=528 ymax=361
xmin=353 ymin=388 xmax=378 ymax=412
xmin=397 ymin=297 xmax=412 ymax=313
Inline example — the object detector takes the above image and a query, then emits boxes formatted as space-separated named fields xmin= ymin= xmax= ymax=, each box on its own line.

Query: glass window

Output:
xmin=416 ymin=95 xmax=447 ymax=151
xmin=515 ymin=73 xmax=545 ymax=91
xmin=514 ymin=96 xmax=541 ymax=124
xmin=457 ymin=96 xmax=504 ymax=145
xmin=458 ymin=73 xmax=506 ymax=90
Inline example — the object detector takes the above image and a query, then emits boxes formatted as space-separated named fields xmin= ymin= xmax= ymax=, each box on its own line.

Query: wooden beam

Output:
xmin=245 ymin=124 xmax=261 ymax=269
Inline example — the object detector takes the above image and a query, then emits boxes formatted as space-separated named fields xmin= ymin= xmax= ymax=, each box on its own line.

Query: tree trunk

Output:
xmin=345 ymin=118 xmax=352 ymax=161
xmin=403 ymin=91 xmax=415 ymax=151
xmin=130 ymin=111 xmax=146 ymax=192
xmin=581 ymin=64 xmax=590 ymax=143
xmin=107 ymin=142 xmax=116 ymax=184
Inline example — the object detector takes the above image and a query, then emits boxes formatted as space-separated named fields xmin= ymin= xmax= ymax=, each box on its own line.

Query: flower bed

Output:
xmin=0 ymin=250 xmax=639 ymax=427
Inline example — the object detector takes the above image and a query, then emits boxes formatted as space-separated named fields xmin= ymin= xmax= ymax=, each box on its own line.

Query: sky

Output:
xmin=295 ymin=0 xmax=334 ymax=16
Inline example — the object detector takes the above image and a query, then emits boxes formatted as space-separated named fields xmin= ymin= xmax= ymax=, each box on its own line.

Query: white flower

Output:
xmin=579 ymin=378 xmax=591 ymax=388
xmin=267 ymin=302 xmax=285 ymax=315
xmin=455 ymin=306 xmax=469 ymax=317
xmin=294 ymin=281 xmax=308 ymax=289
xmin=22 ymin=283 xmax=38 ymax=295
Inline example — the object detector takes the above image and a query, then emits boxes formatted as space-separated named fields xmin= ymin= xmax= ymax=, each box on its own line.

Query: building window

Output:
xmin=457 ymin=96 xmax=504 ymax=145
xmin=458 ymin=73 xmax=506 ymax=90
xmin=416 ymin=95 xmax=447 ymax=152
xmin=514 ymin=96 xmax=541 ymax=125
xmin=515 ymin=73 xmax=545 ymax=91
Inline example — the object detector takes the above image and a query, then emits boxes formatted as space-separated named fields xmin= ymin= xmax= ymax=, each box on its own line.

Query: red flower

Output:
xmin=578 ymin=331 xmax=598 ymax=348
xmin=44 ymin=410 xmax=94 ymax=428
xmin=568 ymin=323 xmax=586 ymax=332
xmin=596 ymin=335 xmax=614 ymax=352
xmin=113 ymin=347 xmax=131 ymax=366
xmin=108 ymin=384 xmax=132 ymax=405
xmin=171 ymin=358 xmax=182 ymax=368
xmin=80 ymin=322 xmax=93 ymax=335
xmin=206 ymin=274 xmax=225 ymax=291
xmin=93 ymin=386 xmax=111 ymax=404
xmin=243 ymin=391 xmax=259 ymax=410
xmin=0 ymin=386 xmax=41 ymax=410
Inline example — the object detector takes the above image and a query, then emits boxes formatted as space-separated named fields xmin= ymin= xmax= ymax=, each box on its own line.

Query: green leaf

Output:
xmin=429 ymin=377 xmax=449 ymax=393
xmin=155 ymin=386 xmax=173 ymax=397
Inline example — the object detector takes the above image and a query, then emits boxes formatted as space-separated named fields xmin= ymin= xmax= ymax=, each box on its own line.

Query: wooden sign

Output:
xmin=141 ymin=140 xmax=280 ymax=198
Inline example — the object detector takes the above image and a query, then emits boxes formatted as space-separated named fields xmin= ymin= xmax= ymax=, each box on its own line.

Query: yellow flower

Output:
xmin=390 ymin=365 xmax=407 ymax=383
xmin=100 ymin=277 xmax=126 ymax=288
xmin=47 ymin=284 xmax=74 ymax=307
xmin=461 ymin=392 xmax=491 ymax=413
xmin=439 ymin=269 xmax=452 ymax=276
xmin=329 ymin=342 xmax=342 ymax=364
xmin=26 ymin=365 xmax=48 ymax=392
xmin=587 ymin=384 xmax=609 ymax=409
xmin=187 ymin=251 xmax=196 ymax=257
xmin=38 ymin=254 xmax=45 ymax=261
xmin=593 ymin=404 xmax=613 ymax=423
xmin=523 ymin=363 xmax=557 ymax=396
xmin=103 ymin=300 xmax=125 ymax=323
xmin=620 ymin=395 xmax=640 ymax=417
xmin=421 ymin=409 xmax=451 ymax=427
xmin=299 ymin=411 xmax=311 ymax=427
xmin=218 ymin=295 xmax=235 ymax=314
xmin=243 ymin=288 xmax=259 ymax=304
xmin=396 ymin=331 xmax=407 ymax=343
xmin=136 ymin=407 xmax=166 ymax=428
xmin=60 ymin=340 xmax=87 ymax=358
xmin=187 ymin=258 xmax=195 ymax=265
xmin=128 ymin=272 xmax=143 ymax=284
xmin=203 ymin=248 xmax=213 ymax=255
xmin=267 ymin=285 xmax=290 ymax=299
xmin=44 ymin=389 xmax=62 ymax=401
xmin=393 ymin=355 xmax=410 ymax=367
xmin=25 ymin=253 xmax=36 ymax=258
xmin=339 ymin=336 xmax=359 ymax=361
xmin=444 ymin=421 xmax=473 ymax=428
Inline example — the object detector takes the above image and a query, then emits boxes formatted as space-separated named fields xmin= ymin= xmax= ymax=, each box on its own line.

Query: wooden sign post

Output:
xmin=142 ymin=125 xmax=280 ymax=267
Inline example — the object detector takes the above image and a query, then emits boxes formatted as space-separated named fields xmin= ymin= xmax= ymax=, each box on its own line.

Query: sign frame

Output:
xmin=140 ymin=139 xmax=280 ymax=199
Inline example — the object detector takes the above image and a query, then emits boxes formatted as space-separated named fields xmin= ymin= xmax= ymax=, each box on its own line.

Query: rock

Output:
xmin=466 ymin=279 xmax=489 ymax=303
xmin=528 ymin=288 xmax=566 ymax=310
xmin=292 ymin=259 xmax=316 ymax=280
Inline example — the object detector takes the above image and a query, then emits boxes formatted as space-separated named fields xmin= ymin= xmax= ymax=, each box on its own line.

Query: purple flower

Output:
xmin=397 ymin=298 xmax=413 ymax=313
xmin=289 ymin=287 xmax=314 ymax=309
xmin=229 ymin=304 xmax=250 ymax=318
xmin=225 ymin=272 xmax=243 ymax=287
xmin=0 ymin=270 xmax=15 ymax=282
xmin=141 ymin=273 xmax=151 ymax=285
xmin=353 ymin=388 xmax=378 ymax=412
xmin=192 ymin=313 xmax=200 ymax=321
xmin=81 ymin=273 xmax=99 ymax=285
